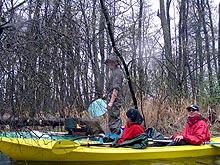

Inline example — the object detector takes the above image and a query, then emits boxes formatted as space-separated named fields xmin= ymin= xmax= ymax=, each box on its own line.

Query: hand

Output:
xmin=174 ymin=135 xmax=184 ymax=142
xmin=107 ymin=102 xmax=113 ymax=110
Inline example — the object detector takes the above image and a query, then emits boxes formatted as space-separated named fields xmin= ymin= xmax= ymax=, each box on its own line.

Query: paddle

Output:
xmin=52 ymin=139 xmax=220 ymax=155
xmin=148 ymin=140 xmax=220 ymax=145
xmin=53 ymin=139 xmax=174 ymax=149
xmin=149 ymin=139 xmax=173 ymax=143
xmin=52 ymin=140 xmax=113 ymax=154
xmin=204 ymin=142 xmax=220 ymax=145
xmin=204 ymin=141 xmax=220 ymax=148
xmin=52 ymin=138 xmax=174 ymax=154
xmin=52 ymin=140 xmax=112 ymax=149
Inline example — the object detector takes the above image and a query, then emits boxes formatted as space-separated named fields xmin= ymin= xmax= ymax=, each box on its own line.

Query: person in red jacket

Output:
xmin=117 ymin=108 xmax=144 ymax=144
xmin=170 ymin=104 xmax=210 ymax=145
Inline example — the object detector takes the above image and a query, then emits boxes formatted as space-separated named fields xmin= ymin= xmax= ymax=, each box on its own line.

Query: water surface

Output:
xmin=1 ymin=154 xmax=220 ymax=165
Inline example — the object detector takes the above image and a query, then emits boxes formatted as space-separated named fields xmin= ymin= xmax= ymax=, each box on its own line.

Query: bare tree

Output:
xmin=158 ymin=0 xmax=177 ymax=96
xmin=218 ymin=3 xmax=220 ymax=86
xmin=201 ymin=0 xmax=213 ymax=96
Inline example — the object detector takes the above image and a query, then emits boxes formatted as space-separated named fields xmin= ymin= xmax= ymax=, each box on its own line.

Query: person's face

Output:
xmin=107 ymin=60 xmax=117 ymax=69
xmin=187 ymin=108 xmax=199 ymax=117
xmin=126 ymin=116 xmax=132 ymax=122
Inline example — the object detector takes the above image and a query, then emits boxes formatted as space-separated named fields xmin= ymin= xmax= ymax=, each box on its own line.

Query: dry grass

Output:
xmin=78 ymin=97 xmax=220 ymax=136
xmin=120 ymin=97 xmax=220 ymax=137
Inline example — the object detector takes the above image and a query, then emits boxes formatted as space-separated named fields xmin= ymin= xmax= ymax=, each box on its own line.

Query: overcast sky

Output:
xmin=150 ymin=0 xmax=219 ymax=27
xmin=151 ymin=0 xmax=219 ymax=12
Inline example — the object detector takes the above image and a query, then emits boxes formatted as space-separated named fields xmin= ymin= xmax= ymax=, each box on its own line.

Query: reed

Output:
xmin=120 ymin=97 xmax=220 ymax=136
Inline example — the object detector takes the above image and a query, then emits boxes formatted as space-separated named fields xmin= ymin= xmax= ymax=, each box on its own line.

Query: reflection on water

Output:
xmin=1 ymin=154 xmax=220 ymax=165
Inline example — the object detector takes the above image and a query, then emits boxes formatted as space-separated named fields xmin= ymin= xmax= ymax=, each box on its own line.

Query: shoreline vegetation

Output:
xmin=0 ymin=98 xmax=219 ymax=137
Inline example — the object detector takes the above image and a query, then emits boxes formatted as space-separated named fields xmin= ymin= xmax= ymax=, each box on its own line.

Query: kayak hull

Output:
xmin=0 ymin=137 xmax=219 ymax=161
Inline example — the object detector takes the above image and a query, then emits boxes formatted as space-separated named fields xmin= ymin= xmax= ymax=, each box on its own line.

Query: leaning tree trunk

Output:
xmin=100 ymin=0 xmax=138 ymax=109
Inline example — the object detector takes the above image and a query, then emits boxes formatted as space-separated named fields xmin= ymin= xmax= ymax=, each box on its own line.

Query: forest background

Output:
xmin=0 ymin=0 xmax=219 ymax=136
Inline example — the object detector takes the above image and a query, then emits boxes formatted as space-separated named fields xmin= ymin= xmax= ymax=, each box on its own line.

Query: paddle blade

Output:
xmin=88 ymin=98 xmax=107 ymax=118
xmin=212 ymin=144 xmax=220 ymax=148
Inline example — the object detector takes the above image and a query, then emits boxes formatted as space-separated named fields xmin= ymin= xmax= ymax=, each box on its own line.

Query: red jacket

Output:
xmin=117 ymin=122 xmax=144 ymax=144
xmin=173 ymin=114 xmax=210 ymax=145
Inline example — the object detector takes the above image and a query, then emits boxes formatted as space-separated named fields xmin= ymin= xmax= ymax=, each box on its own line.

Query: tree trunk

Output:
xmin=201 ymin=0 xmax=213 ymax=96
xmin=196 ymin=0 xmax=204 ymax=96
xmin=98 ymin=7 xmax=105 ymax=97
xmin=207 ymin=0 xmax=218 ymax=77
xmin=159 ymin=0 xmax=176 ymax=96
xmin=218 ymin=3 xmax=220 ymax=86
xmin=178 ymin=0 xmax=189 ymax=98
xmin=138 ymin=0 xmax=144 ymax=90
xmin=80 ymin=0 xmax=102 ymax=99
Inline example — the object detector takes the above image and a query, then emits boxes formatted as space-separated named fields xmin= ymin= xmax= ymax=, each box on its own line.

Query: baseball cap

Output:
xmin=104 ymin=54 xmax=119 ymax=64
xmin=186 ymin=104 xmax=200 ymax=111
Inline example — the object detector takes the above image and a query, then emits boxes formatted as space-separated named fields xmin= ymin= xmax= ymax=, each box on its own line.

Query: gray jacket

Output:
xmin=106 ymin=67 xmax=124 ymax=107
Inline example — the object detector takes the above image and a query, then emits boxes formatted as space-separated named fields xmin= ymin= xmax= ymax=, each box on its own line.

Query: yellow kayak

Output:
xmin=0 ymin=136 xmax=219 ymax=161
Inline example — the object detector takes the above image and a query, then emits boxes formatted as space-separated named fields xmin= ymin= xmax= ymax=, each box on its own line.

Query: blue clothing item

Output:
xmin=106 ymin=132 xmax=119 ymax=139
xmin=98 ymin=137 xmax=104 ymax=143
xmin=106 ymin=127 xmax=123 ymax=139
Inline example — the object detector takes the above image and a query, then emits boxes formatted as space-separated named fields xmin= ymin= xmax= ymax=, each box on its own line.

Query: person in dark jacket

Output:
xmin=170 ymin=104 xmax=210 ymax=145
xmin=117 ymin=108 xmax=144 ymax=144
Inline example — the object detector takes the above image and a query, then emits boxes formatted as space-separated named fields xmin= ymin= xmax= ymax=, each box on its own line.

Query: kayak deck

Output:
xmin=0 ymin=136 xmax=219 ymax=161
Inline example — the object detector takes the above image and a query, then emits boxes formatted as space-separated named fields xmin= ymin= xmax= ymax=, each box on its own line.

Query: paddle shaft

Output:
xmin=53 ymin=138 xmax=220 ymax=150
xmin=205 ymin=142 xmax=220 ymax=145
xmin=81 ymin=139 xmax=173 ymax=147
xmin=150 ymin=140 xmax=220 ymax=145
xmin=149 ymin=139 xmax=220 ymax=145
xmin=81 ymin=142 xmax=112 ymax=147
xmin=150 ymin=139 xmax=173 ymax=143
